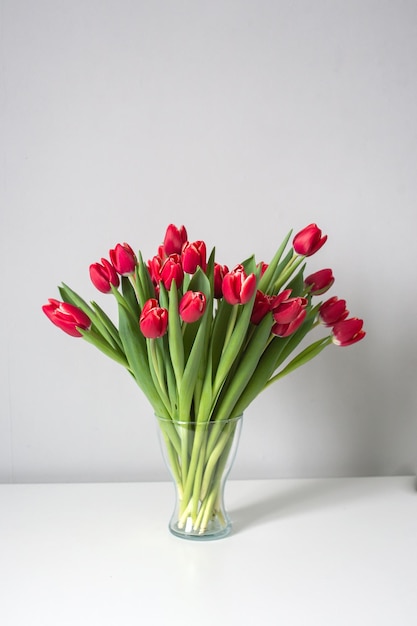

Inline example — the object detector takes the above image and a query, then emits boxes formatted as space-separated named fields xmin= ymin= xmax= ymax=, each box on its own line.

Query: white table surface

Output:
xmin=0 ymin=477 xmax=416 ymax=625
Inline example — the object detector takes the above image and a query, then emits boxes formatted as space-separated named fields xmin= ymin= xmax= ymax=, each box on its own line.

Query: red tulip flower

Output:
xmin=332 ymin=318 xmax=365 ymax=347
xmin=147 ymin=254 xmax=163 ymax=285
xmin=160 ymin=254 xmax=184 ymax=290
xmin=163 ymin=224 xmax=188 ymax=256
xmin=269 ymin=289 xmax=292 ymax=309
xmin=109 ymin=243 xmax=137 ymax=276
xmin=271 ymin=291 xmax=307 ymax=337
xmin=272 ymin=309 xmax=307 ymax=337
xmin=272 ymin=295 xmax=307 ymax=325
xmin=182 ymin=240 xmax=207 ymax=274
xmin=213 ymin=263 xmax=229 ymax=299
xmin=250 ymin=290 xmax=271 ymax=325
xmin=89 ymin=258 xmax=120 ymax=293
xmin=42 ymin=299 xmax=91 ymax=337
xmin=222 ymin=265 xmax=257 ymax=305
xmin=179 ymin=291 xmax=207 ymax=323
xmin=293 ymin=223 xmax=327 ymax=256
xmin=319 ymin=296 xmax=349 ymax=326
xmin=139 ymin=299 xmax=168 ymax=338
xmin=304 ymin=268 xmax=335 ymax=295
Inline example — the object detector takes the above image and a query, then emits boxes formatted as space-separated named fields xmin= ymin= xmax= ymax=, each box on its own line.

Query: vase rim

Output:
xmin=155 ymin=414 xmax=243 ymax=425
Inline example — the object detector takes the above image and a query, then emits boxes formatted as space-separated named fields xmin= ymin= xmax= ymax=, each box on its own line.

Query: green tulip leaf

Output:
xmin=137 ymin=251 xmax=156 ymax=304
xmin=258 ymin=230 xmax=292 ymax=294
xmin=268 ymin=336 xmax=331 ymax=384
xmin=117 ymin=300 xmax=167 ymax=417
xmin=168 ymin=282 xmax=185 ymax=386
xmin=78 ymin=328 xmax=129 ymax=368
xmin=121 ymin=276 xmax=140 ymax=318
xmin=213 ymin=313 xmax=273 ymax=421
xmin=178 ymin=306 xmax=210 ymax=421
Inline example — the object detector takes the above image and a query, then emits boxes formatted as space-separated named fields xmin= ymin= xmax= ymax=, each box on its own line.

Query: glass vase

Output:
xmin=156 ymin=415 xmax=243 ymax=541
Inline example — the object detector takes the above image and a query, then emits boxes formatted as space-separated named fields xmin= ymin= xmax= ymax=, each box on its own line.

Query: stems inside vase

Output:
xmin=157 ymin=415 xmax=242 ymax=539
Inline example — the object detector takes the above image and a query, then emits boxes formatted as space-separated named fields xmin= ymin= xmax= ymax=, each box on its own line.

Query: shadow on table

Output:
xmin=230 ymin=477 xmax=415 ymax=533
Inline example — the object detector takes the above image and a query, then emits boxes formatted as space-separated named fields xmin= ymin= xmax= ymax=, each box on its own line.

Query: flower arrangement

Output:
xmin=43 ymin=222 xmax=365 ymax=538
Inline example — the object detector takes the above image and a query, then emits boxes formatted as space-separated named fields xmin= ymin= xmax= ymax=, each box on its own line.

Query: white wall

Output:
xmin=1 ymin=0 xmax=416 ymax=483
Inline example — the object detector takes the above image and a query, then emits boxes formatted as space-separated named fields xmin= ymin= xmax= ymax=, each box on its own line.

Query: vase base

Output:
xmin=169 ymin=518 xmax=233 ymax=541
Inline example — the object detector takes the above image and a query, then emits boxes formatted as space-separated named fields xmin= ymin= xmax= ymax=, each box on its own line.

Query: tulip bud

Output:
xmin=213 ymin=263 xmax=229 ymax=299
xmin=250 ymin=290 xmax=271 ymax=325
xmin=257 ymin=262 xmax=268 ymax=277
xmin=142 ymin=298 xmax=159 ymax=311
xmin=109 ymin=243 xmax=137 ymax=276
xmin=293 ymin=223 xmax=327 ymax=256
xmin=163 ymin=224 xmax=188 ymax=256
xmin=42 ymin=299 xmax=91 ymax=337
xmin=182 ymin=240 xmax=207 ymax=274
xmin=89 ymin=258 xmax=120 ymax=293
xmin=160 ymin=254 xmax=184 ymax=290
xmin=222 ymin=265 xmax=257 ymax=305
xmin=304 ymin=268 xmax=334 ymax=295
xmin=319 ymin=296 xmax=349 ymax=326
xmin=332 ymin=317 xmax=365 ymax=346
xmin=139 ymin=299 xmax=168 ymax=338
xmin=179 ymin=291 xmax=207 ymax=323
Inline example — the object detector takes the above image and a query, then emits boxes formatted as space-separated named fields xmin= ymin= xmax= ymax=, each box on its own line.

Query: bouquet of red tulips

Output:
xmin=43 ymin=223 xmax=365 ymax=537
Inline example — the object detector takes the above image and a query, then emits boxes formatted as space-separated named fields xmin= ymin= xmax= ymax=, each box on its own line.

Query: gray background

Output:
xmin=1 ymin=0 xmax=416 ymax=482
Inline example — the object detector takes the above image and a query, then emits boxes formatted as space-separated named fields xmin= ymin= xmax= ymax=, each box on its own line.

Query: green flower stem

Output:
xmin=258 ymin=229 xmax=292 ymax=294
xmin=148 ymin=339 xmax=172 ymax=414
xmin=212 ymin=314 xmax=273 ymax=423
xmin=195 ymin=359 xmax=213 ymax=423
xmin=178 ymin=501 xmax=192 ymax=529
xmin=211 ymin=290 xmax=257 ymax=406
xmin=182 ymin=273 xmax=191 ymax=293
xmin=214 ymin=494 xmax=226 ymax=528
xmin=222 ymin=304 xmax=239 ymax=354
xmin=196 ymin=486 xmax=218 ymax=534
xmin=178 ymin=306 xmax=210 ymax=420
xmin=163 ymin=347 xmax=179 ymax=419
xmin=157 ymin=418 xmax=181 ymax=457
xmin=204 ymin=422 xmax=224 ymax=465
xmin=121 ymin=276 xmax=140 ymax=317
xmin=194 ymin=428 xmax=234 ymax=533
xmin=129 ymin=273 xmax=145 ymax=308
xmin=265 ymin=335 xmax=332 ymax=387
xmin=159 ymin=429 xmax=183 ymax=495
xmin=191 ymin=433 xmax=209 ymax=521
xmin=180 ymin=426 xmax=208 ymax=520
xmin=90 ymin=301 xmax=125 ymax=352
xmin=204 ymin=416 xmax=236 ymax=465
xmin=200 ymin=421 xmax=236 ymax=501
xmin=111 ymin=283 xmax=134 ymax=314
xmin=210 ymin=299 xmax=233 ymax=376
xmin=178 ymin=428 xmax=207 ymax=528
xmin=272 ymin=253 xmax=305 ymax=293
xmin=168 ymin=284 xmax=184 ymax=387
xmin=198 ymin=434 xmax=234 ymax=533
xmin=179 ymin=428 xmax=190 ymax=497
xmin=137 ymin=251 xmax=156 ymax=304
xmin=79 ymin=328 xmax=130 ymax=368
